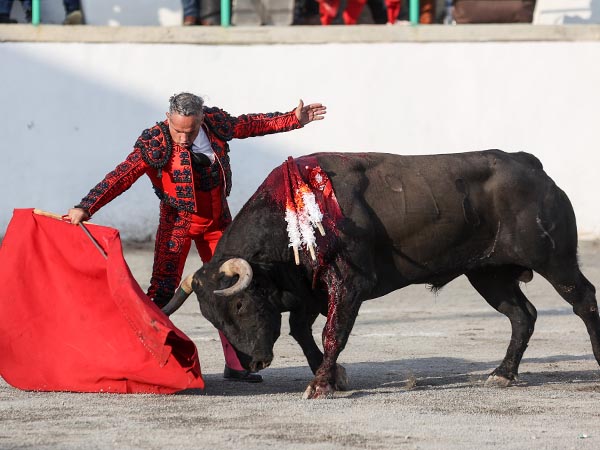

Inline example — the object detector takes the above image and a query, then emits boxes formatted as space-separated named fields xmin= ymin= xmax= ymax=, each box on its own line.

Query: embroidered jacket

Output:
xmin=77 ymin=107 xmax=302 ymax=215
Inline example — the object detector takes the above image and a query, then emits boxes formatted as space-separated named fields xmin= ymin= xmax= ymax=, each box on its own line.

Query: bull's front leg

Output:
xmin=289 ymin=309 xmax=324 ymax=373
xmin=302 ymin=266 xmax=361 ymax=399
xmin=289 ymin=308 xmax=349 ymax=391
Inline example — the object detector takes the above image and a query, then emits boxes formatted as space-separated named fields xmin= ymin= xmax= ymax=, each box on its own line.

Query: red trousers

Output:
xmin=147 ymin=186 xmax=244 ymax=370
xmin=318 ymin=0 xmax=434 ymax=25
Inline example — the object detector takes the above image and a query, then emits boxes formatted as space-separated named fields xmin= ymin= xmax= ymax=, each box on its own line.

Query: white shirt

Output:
xmin=190 ymin=126 xmax=215 ymax=163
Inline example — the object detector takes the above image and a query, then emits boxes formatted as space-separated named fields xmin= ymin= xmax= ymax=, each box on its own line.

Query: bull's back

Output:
xmin=312 ymin=150 xmax=572 ymax=288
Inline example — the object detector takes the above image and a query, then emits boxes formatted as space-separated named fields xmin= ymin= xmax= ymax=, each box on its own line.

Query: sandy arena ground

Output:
xmin=2 ymin=241 xmax=600 ymax=449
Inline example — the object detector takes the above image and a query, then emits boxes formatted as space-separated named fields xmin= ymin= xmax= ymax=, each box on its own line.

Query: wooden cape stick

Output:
xmin=33 ymin=209 xmax=108 ymax=260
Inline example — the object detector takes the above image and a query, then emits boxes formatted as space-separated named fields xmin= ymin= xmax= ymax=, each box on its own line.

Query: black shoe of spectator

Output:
xmin=223 ymin=366 xmax=263 ymax=383
xmin=292 ymin=13 xmax=321 ymax=25
xmin=25 ymin=9 xmax=32 ymax=22
xmin=0 ymin=14 xmax=17 ymax=23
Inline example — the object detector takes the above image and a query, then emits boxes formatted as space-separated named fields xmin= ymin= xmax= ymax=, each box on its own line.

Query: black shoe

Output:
xmin=223 ymin=366 xmax=263 ymax=383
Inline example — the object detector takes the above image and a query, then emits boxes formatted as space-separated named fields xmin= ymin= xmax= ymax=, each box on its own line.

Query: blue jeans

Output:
xmin=0 ymin=0 xmax=20 ymax=14
xmin=0 ymin=0 xmax=81 ymax=15
xmin=181 ymin=0 xmax=199 ymax=17
xmin=63 ymin=0 xmax=81 ymax=14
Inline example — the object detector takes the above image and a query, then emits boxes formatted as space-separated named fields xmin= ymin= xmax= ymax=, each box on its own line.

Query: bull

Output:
xmin=163 ymin=150 xmax=600 ymax=399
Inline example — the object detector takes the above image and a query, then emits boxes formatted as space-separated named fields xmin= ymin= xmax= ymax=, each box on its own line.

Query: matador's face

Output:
xmin=166 ymin=112 xmax=203 ymax=148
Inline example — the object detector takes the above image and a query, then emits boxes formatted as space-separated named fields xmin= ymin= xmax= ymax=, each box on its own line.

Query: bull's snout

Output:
xmin=249 ymin=358 xmax=272 ymax=373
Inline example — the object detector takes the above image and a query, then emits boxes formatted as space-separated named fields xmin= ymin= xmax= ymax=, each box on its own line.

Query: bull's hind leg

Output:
xmin=543 ymin=268 xmax=600 ymax=367
xmin=466 ymin=266 xmax=538 ymax=386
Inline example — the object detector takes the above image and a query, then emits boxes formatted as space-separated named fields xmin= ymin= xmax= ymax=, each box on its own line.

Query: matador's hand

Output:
xmin=295 ymin=99 xmax=327 ymax=126
xmin=67 ymin=207 xmax=90 ymax=225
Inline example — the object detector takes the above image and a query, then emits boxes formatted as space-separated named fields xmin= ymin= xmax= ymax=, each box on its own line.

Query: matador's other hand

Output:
xmin=295 ymin=99 xmax=327 ymax=126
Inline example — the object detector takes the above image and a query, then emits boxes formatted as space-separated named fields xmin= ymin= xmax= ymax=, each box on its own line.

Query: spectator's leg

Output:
xmin=0 ymin=0 xmax=17 ymax=23
xmin=419 ymin=0 xmax=434 ymax=23
xmin=366 ymin=0 xmax=387 ymax=24
xmin=20 ymin=0 xmax=31 ymax=22
xmin=342 ymin=0 xmax=367 ymax=24
xmin=385 ymin=0 xmax=401 ymax=23
xmin=318 ymin=0 xmax=340 ymax=25
xmin=63 ymin=0 xmax=84 ymax=24
xmin=199 ymin=0 xmax=222 ymax=25
xmin=0 ymin=0 xmax=12 ymax=14
xmin=293 ymin=0 xmax=320 ymax=25
xmin=63 ymin=0 xmax=80 ymax=14
xmin=182 ymin=0 xmax=199 ymax=25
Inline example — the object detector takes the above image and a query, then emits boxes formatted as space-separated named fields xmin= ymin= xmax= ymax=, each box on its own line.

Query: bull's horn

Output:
xmin=214 ymin=258 xmax=253 ymax=297
xmin=161 ymin=273 xmax=194 ymax=316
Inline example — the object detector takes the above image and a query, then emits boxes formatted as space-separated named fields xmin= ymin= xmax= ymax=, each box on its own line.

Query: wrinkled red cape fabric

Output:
xmin=0 ymin=209 xmax=204 ymax=394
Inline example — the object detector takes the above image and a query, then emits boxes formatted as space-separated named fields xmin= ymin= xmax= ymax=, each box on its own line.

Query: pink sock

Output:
xmin=219 ymin=331 xmax=244 ymax=371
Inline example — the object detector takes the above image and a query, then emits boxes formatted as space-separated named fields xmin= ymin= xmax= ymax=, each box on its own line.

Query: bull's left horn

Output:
xmin=214 ymin=258 xmax=253 ymax=297
xmin=161 ymin=273 xmax=194 ymax=316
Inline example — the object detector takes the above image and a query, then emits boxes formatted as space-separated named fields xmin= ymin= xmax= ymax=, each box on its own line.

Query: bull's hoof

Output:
xmin=302 ymin=383 xmax=335 ymax=399
xmin=484 ymin=374 xmax=514 ymax=388
xmin=335 ymin=364 xmax=349 ymax=391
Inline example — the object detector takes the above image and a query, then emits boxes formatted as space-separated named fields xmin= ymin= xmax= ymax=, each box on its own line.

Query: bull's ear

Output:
xmin=216 ymin=272 xmax=236 ymax=289
xmin=191 ymin=271 xmax=206 ymax=305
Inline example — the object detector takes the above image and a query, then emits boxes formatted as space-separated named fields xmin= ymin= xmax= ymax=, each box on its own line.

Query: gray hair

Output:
xmin=168 ymin=92 xmax=204 ymax=116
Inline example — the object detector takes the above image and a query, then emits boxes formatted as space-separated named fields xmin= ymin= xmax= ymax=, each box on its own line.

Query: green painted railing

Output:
xmin=32 ymin=0 xmax=40 ymax=25
xmin=409 ymin=0 xmax=420 ymax=25
xmin=221 ymin=0 xmax=230 ymax=27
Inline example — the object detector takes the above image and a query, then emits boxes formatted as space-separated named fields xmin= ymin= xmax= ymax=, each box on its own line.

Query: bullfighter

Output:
xmin=66 ymin=92 xmax=326 ymax=382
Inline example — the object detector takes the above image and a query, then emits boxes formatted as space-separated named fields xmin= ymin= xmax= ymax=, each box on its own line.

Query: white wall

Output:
xmin=534 ymin=0 xmax=600 ymax=24
xmin=1 ymin=39 xmax=600 ymax=240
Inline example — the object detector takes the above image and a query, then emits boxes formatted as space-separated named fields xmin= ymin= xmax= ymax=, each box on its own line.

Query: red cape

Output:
xmin=0 ymin=209 xmax=204 ymax=394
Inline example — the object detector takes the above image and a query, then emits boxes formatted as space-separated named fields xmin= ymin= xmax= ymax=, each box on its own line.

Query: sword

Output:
xmin=78 ymin=222 xmax=108 ymax=260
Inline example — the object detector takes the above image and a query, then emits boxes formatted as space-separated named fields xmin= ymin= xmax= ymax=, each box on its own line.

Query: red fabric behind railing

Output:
xmin=0 ymin=209 xmax=204 ymax=394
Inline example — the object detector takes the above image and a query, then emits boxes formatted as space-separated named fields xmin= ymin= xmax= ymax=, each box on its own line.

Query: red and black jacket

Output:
xmin=77 ymin=106 xmax=302 ymax=216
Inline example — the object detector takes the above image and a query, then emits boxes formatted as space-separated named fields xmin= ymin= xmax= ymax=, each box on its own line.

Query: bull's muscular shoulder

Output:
xmin=203 ymin=106 xmax=234 ymax=141
xmin=484 ymin=149 xmax=544 ymax=171
xmin=135 ymin=121 xmax=172 ymax=169
xmin=509 ymin=151 xmax=544 ymax=170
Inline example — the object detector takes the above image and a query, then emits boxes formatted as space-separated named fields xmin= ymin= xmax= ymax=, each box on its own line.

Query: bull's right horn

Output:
xmin=214 ymin=258 xmax=253 ymax=297
xmin=161 ymin=273 xmax=194 ymax=316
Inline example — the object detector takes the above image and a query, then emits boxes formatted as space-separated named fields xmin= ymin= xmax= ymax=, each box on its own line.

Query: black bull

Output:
xmin=163 ymin=150 xmax=600 ymax=399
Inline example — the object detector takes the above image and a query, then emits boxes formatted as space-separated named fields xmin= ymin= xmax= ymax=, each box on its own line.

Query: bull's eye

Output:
xmin=236 ymin=300 xmax=243 ymax=312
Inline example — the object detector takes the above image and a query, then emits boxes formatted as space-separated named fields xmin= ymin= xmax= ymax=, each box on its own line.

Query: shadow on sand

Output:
xmin=177 ymin=353 xmax=600 ymax=397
